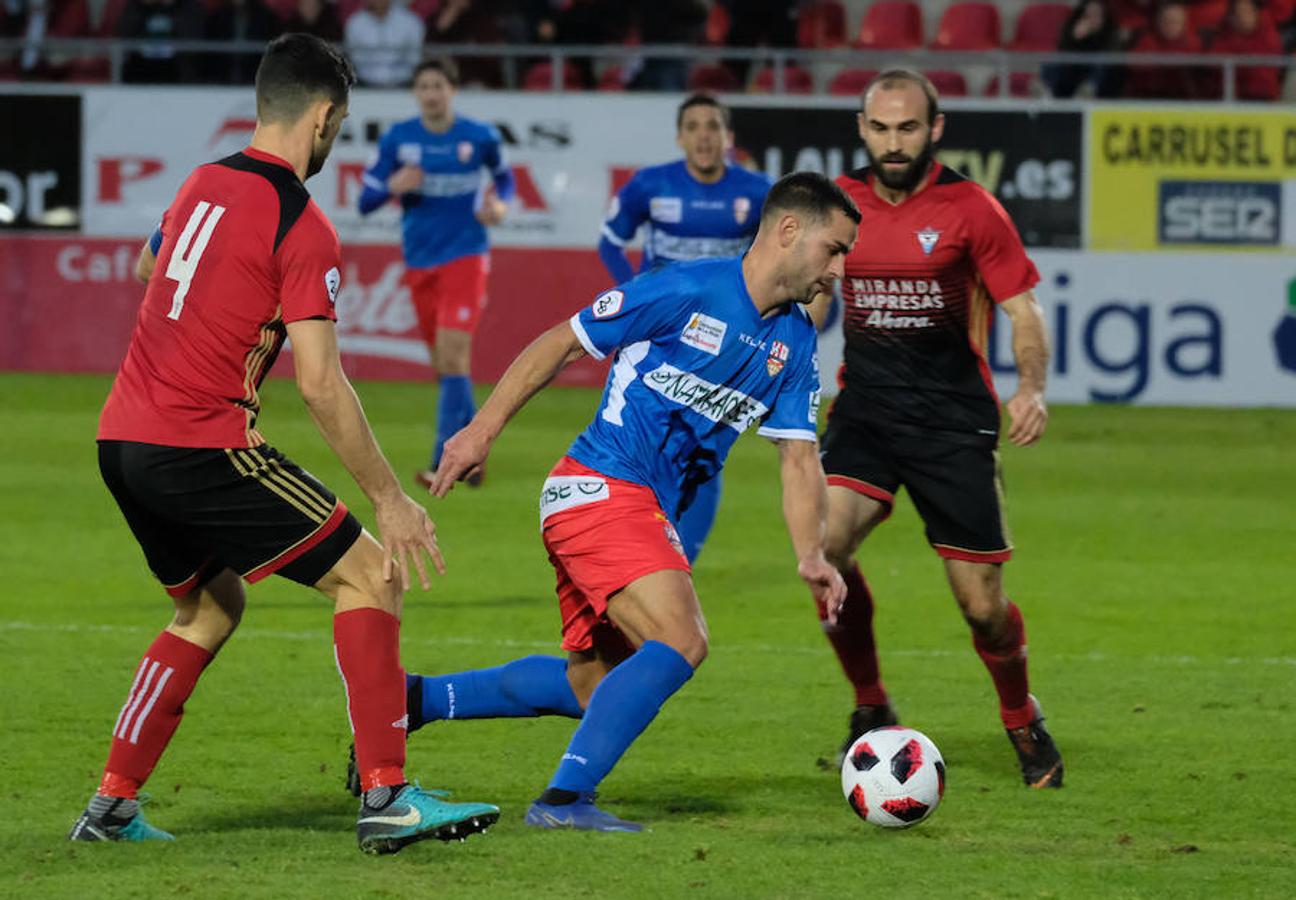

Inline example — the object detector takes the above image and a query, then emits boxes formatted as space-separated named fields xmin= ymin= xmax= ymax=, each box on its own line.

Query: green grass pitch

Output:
xmin=1 ymin=372 xmax=1293 ymax=898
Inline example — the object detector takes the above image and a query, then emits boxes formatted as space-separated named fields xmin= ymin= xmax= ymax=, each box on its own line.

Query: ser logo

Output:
xmin=1158 ymin=180 xmax=1281 ymax=246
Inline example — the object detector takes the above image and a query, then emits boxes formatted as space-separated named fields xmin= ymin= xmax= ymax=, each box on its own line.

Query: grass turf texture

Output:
xmin=1 ymin=371 xmax=1293 ymax=898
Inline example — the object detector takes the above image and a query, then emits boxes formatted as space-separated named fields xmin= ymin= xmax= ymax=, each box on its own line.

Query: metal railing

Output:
xmin=0 ymin=38 xmax=1290 ymax=101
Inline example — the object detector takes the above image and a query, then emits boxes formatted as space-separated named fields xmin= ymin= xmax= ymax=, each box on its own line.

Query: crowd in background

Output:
xmin=1 ymin=0 xmax=1292 ymax=100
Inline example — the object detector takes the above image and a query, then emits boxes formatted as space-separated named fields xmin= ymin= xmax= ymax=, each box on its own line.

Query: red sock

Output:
xmin=819 ymin=562 xmax=889 ymax=707
xmin=972 ymin=600 xmax=1034 ymax=730
xmin=334 ymin=607 xmax=407 ymax=792
xmin=100 ymin=630 xmax=213 ymax=798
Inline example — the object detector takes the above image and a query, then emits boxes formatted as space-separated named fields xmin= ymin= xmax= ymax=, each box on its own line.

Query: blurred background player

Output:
xmin=597 ymin=93 xmax=771 ymax=562
xmin=817 ymin=70 xmax=1064 ymax=789
xmin=70 ymin=34 xmax=498 ymax=854
xmin=358 ymin=56 xmax=514 ymax=489
xmin=352 ymin=173 xmax=855 ymax=831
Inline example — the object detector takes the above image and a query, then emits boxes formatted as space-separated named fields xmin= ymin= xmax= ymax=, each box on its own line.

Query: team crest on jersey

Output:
xmin=733 ymin=196 xmax=751 ymax=225
xmin=324 ymin=267 xmax=340 ymax=304
xmin=591 ymin=289 xmax=624 ymax=318
xmin=457 ymin=141 xmax=473 ymax=163
xmin=766 ymin=340 xmax=790 ymax=377
xmin=916 ymin=227 xmax=942 ymax=255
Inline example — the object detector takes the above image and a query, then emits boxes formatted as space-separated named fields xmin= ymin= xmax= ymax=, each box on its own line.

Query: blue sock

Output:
xmin=406 ymin=656 xmax=582 ymax=731
xmin=433 ymin=374 xmax=475 ymax=468
xmin=547 ymin=640 xmax=695 ymax=795
xmin=677 ymin=472 xmax=722 ymax=564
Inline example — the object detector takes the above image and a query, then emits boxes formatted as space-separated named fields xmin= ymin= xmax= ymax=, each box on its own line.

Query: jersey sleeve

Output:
xmin=481 ymin=125 xmax=515 ymax=203
xmin=757 ymin=324 xmax=821 ymax=443
xmin=569 ymin=269 xmax=687 ymax=361
xmin=358 ymin=130 xmax=398 ymax=214
xmin=277 ymin=215 xmax=342 ymax=324
xmin=967 ymin=188 xmax=1040 ymax=302
xmin=601 ymin=171 xmax=650 ymax=247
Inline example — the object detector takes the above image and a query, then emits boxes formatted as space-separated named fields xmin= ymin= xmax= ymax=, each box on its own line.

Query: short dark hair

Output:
xmin=761 ymin=171 xmax=861 ymax=226
xmin=676 ymin=93 xmax=730 ymax=131
xmin=255 ymin=33 xmax=355 ymax=125
xmin=862 ymin=69 xmax=940 ymax=125
xmin=414 ymin=56 xmax=460 ymax=87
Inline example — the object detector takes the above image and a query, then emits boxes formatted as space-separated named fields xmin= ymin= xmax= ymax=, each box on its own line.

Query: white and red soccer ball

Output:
xmin=840 ymin=726 xmax=945 ymax=828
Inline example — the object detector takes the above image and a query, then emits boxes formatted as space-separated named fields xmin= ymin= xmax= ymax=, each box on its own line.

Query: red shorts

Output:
xmin=405 ymin=254 xmax=489 ymax=345
xmin=541 ymin=457 xmax=691 ymax=653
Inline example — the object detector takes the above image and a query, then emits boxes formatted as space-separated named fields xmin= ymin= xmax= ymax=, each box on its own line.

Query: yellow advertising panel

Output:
xmin=1089 ymin=108 xmax=1296 ymax=251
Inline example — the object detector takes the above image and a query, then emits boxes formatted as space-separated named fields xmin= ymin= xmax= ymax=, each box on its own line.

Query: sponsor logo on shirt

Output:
xmin=808 ymin=389 xmax=821 ymax=424
xmin=650 ymin=196 xmax=683 ymax=223
xmin=738 ymin=333 xmax=766 ymax=351
xmin=679 ymin=312 xmax=728 ymax=356
xmin=766 ymin=340 xmax=789 ymax=376
xmin=734 ymin=196 xmax=751 ymax=225
xmin=849 ymin=277 xmax=945 ymax=329
xmin=539 ymin=475 xmax=610 ymax=524
xmin=324 ymin=266 xmax=340 ymax=304
xmin=591 ymin=289 xmax=624 ymax=318
xmin=457 ymin=141 xmax=473 ymax=164
xmin=642 ymin=363 xmax=769 ymax=432
xmin=649 ymin=232 xmax=750 ymax=261
xmin=397 ymin=143 xmax=422 ymax=166
xmin=916 ymin=227 xmax=942 ymax=255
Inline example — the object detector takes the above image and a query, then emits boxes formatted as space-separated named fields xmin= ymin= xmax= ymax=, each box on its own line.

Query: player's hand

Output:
xmin=1005 ymin=390 xmax=1048 ymax=447
xmin=475 ymin=194 xmax=508 ymax=226
xmin=387 ymin=165 xmax=424 ymax=196
xmin=798 ymin=555 xmax=847 ymax=625
xmin=429 ymin=424 xmax=491 ymax=497
xmin=374 ymin=493 xmax=446 ymax=590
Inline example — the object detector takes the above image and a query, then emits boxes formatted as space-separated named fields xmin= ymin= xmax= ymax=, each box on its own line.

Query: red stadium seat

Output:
xmin=597 ymin=65 xmax=627 ymax=91
xmin=798 ymin=1 xmax=848 ymax=48
xmin=984 ymin=71 xmax=1039 ymax=97
xmin=931 ymin=2 xmax=1001 ymax=50
xmin=95 ymin=0 xmax=131 ymax=36
xmin=854 ymin=1 xmax=923 ymax=49
xmin=705 ymin=2 xmax=731 ymax=45
xmin=752 ymin=63 xmax=814 ymax=94
xmin=409 ymin=0 xmax=440 ymax=20
xmin=522 ymin=60 xmax=585 ymax=91
xmin=923 ymin=69 xmax=969 ymax=96
xmin=828 ymin=67 xmax=879 ymax=96
xmin=687 ymin=63 xmax=741 ymax=93
xmin=1010 ymin=3 xmax=1071 ymax=51
xmin=337 ymin=0 xmax=365 ymax=25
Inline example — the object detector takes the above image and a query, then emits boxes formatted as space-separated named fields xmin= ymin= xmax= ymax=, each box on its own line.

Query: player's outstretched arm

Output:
xmin=286 ymin=318 xmax=446 ymax=590
xmin=1000 ymin=291 xmax=1050 ymax=447
xmin=777 ymin=438 xmax=847 ymax=623
xmin=431 ymin=321 xmax=587 ymax=496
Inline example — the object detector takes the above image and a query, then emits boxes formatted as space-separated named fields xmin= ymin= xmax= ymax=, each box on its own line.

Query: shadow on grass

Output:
xmin=185 ymin=791 xmax=353 ymax=836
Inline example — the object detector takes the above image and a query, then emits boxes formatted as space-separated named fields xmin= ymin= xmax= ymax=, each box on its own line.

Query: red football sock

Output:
xmin=100 ymin=630 xmax=213 ymax=798
xmin=972 ymin=600 xmax=1034 ymax=730
xmin=334 ymin=607 xmax=407 ymax=792
xmin=819 ymin=562 xmax=889 ymax=707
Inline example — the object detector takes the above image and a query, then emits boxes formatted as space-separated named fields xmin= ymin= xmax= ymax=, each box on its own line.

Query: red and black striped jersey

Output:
xmin=834 ymin=163 xmax=1038 ymax=434
xmin=99 ymin=147 xmax=341 ymax=449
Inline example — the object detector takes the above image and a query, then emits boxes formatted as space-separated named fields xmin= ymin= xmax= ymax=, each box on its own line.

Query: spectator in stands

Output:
xmin=282 ymin=0 xmax=342 ymax=43
xmin=425 ymin=0 xmax=509 ymax=87
xmin=1125 ymin=1 xmax=1205 ymax=98
xmin=344 ymin=0 xmax=425 ymax=86
xmin=1047 ymin=0 xmax=1125 ymax=97
xmin=116 ymin=0 xmax=204 ymax=83
xmin=722 ymin=0 xmax=796 ymax=84
xmin=531 ymin=0 xmax=627 ymax=88
xmin=203 ymin=0 xmax=280 ymax=84
xmin=627 ymin=0 xmax=706 ymax=90
xmin=1206 ymin=0 xmax=1283 ymax=98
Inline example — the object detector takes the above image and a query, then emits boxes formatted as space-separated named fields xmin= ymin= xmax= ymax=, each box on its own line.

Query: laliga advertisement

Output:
xmin=1089 ymin=107 xmax=1296 ymax=252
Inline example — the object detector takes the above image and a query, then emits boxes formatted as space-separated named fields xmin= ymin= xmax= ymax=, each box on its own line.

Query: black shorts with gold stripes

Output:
xmin=98 ymin=440 xmax=363 ymax=597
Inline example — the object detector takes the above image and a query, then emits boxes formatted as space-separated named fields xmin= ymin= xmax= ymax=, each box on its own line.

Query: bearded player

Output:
xmin=819 ymin=70 xmax=1063 ymax=788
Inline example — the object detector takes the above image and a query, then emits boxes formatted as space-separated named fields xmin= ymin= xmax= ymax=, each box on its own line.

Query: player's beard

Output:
xmin=872 ymin=138 xmax=936 ymax=193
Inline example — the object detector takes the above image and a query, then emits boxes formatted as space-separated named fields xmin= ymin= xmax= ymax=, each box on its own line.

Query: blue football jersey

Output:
xmin=360 ymin=114 xmax=514 ymax=270
xmin=601 ymin=161 xmax=771 ymax=271
xmin=566 ymin=257 xmax=821 ymax=522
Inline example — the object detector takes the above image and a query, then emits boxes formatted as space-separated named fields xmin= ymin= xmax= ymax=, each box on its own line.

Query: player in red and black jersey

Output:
xmin=816 ymin=70 xmax=1063 ymax=788
xmin=70 ymin=34 xmax=499 ymax=854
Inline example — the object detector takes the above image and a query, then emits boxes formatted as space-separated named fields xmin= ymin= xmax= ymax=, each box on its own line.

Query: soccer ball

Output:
xmin=840 ymin=726 xmax=945 ymax=828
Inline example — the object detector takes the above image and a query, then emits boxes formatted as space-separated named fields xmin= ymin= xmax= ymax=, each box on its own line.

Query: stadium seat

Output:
xmin=931 ymin=2 xmax=1002 ymax=50
xmin=705 ymin=3 xmax=731 ymax=45
xmin=597 ymin=65 xmax=627 ymax=91
xmin=828 ymin=67 xmax=879 ymax=96
xmin=522 ymin=60 xmax=585 ymax=91
xmin=687 ymin=63 xmax=741 ymax=93
xmin=337 ymin=0 xmax=365 ymax=25
xmin=923 ymin=69 xmax=969 ymax=96
xmin=1009 ymin=3 xmax=1071 ymax=51
xmin=752 ymin=63 xmax=815 ymax=94
xmin=798 ymin=0 xmax=848 ymax=48
xmin=854 ymin=1 xmax=923 ymax=49
xmin=984 ymin=71 xmax=1039 ymax=97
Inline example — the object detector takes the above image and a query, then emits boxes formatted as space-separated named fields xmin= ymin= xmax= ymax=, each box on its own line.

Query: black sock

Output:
xmin=363 ymin=783 xmax=408 ymax=810
xmin=406 ymin=676 xmax=425 ymax=732
xmin=537 ymin=788 xmax=580 ymax=806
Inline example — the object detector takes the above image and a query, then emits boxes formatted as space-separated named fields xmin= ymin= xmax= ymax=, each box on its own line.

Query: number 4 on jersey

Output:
xmin=165 ymin=201 xmax=226 ymax=320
